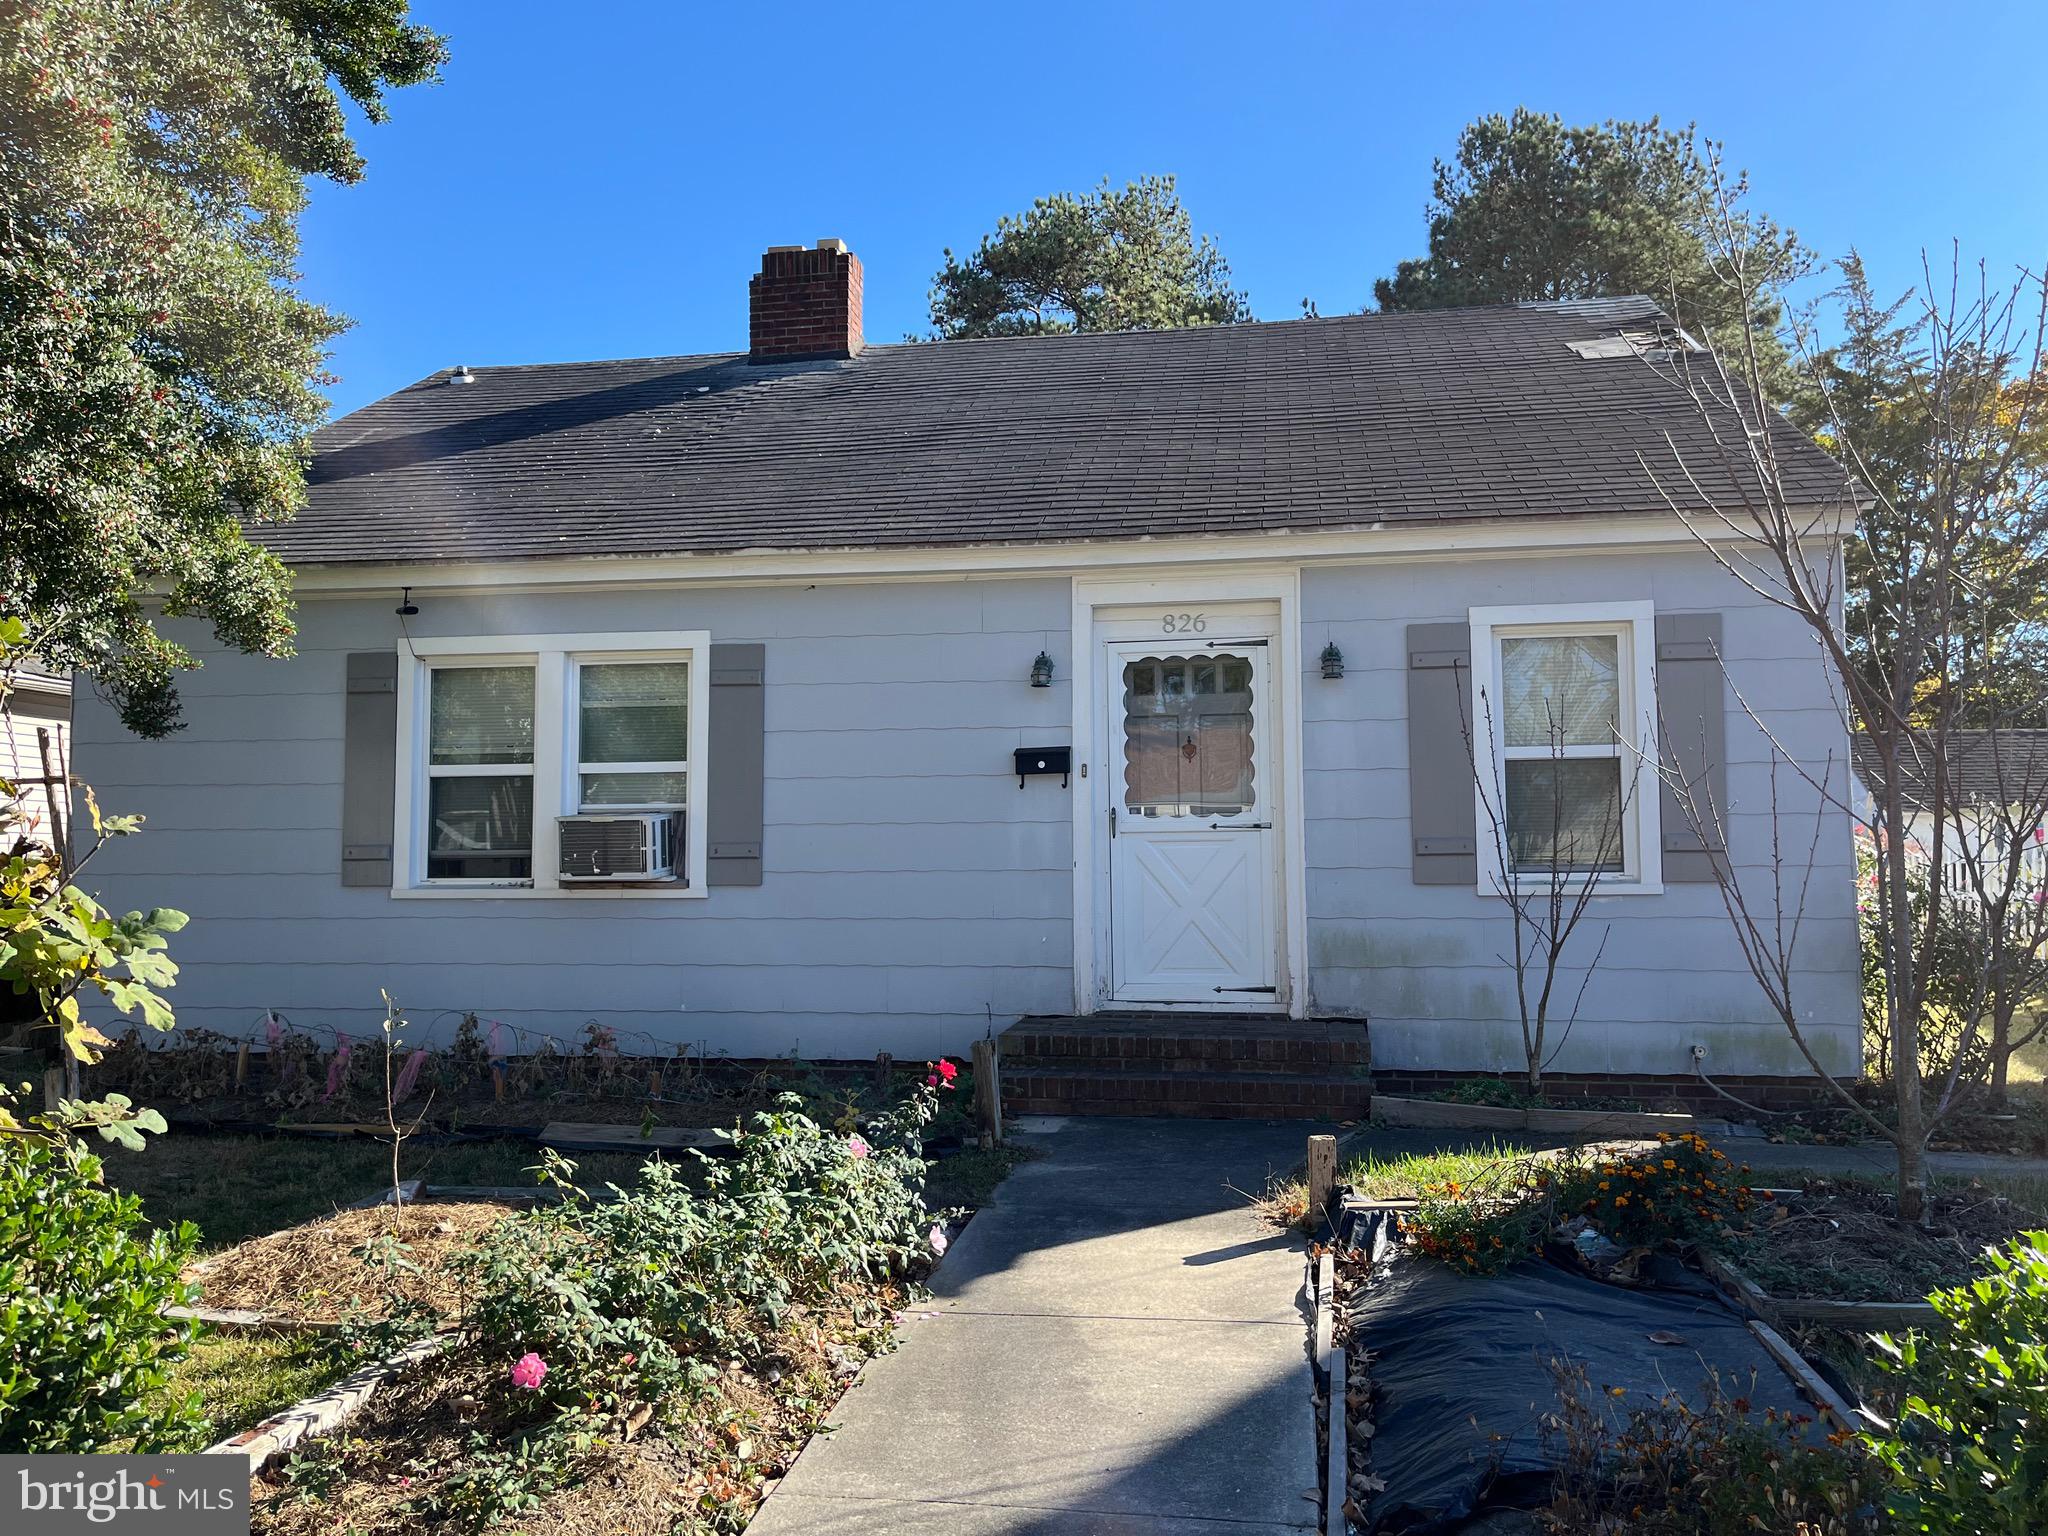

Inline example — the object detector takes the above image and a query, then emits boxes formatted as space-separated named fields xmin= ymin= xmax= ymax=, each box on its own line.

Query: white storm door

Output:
xmin=1108 ymin=643 xmax=1278 ymax=1004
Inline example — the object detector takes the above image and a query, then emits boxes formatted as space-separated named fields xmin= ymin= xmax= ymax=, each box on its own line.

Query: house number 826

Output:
xmin=1162 ymin=612 xmax=1207 ymax=634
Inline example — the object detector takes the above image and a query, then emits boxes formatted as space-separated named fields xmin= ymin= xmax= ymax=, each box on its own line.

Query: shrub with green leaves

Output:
xmin=0 ymin=1133 xmax=203 ymax=1451
xmin=1867 ymin=1230 xmax=2048 ymax=1531
xmin=1404 ymin=1135 xmax=1757 ymax=1274
xmin=459 ymin=1082 xmax=940 ymax=1426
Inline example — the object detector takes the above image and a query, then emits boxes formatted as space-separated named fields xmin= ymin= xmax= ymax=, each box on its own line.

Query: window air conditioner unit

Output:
xmin=557 ymin=812 xmax=681 ymax=883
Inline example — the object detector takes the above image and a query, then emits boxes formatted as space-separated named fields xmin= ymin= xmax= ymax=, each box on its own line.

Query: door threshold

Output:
xmin=1104 ymin=1000 xmax=1289 ymax=1015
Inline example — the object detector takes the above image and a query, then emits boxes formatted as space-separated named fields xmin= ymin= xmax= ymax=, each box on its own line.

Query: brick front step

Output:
xmin=1004 ymin=1066 xmax=1370 ymax=1121
xmin=1004 ymin=1013 xmax=1370 ymax=1077
xmin=996 ymin=1013 xmax=1370 ymax=1120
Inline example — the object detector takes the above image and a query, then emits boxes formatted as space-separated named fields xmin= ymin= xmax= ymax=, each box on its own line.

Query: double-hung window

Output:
xmin=575 ymin=661 xmax=690 ymax=811
xmin=426 ymin=665 xmax=535 ymax=880
xmin=396 ymin=632 xmax=710 ymax=896
xmin=1468 ymin=602 xmax=1661 ymax=894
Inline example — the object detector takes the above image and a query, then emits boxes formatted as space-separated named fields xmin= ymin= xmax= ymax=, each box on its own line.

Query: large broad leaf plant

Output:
xmin=1 ymin=615 xmax=184 ymax=1147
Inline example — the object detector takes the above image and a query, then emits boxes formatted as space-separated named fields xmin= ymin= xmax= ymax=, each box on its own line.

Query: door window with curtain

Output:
xmin=576 ymin=660 xmax=689 ymax=810
xmin=1497 ymin=631 xmax=1626 ymax=872
xmin=426 ymin=665 xmax=535 ymax=879
xmin=1121 ymin=653 xmax=1258 ymax=817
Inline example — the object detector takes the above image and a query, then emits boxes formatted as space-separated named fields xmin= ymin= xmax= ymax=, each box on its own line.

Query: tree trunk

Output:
xmin=1894 ymin=1127 xmax=1928 ymax=1225
xmin=1883 ymin=789 xmax=1928 ymax=1224
xmin=1990 ymin=1004 xmax=2012 ymax=1109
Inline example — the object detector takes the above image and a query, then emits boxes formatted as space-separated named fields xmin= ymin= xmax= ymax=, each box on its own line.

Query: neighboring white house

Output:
xmin=70 ymin=243 xmax=1862 ymax=1089
xmin=1850 ymin=731 xmax=2048 ymax=900
xmin=4 ymin=661 xmax=71 ymax=860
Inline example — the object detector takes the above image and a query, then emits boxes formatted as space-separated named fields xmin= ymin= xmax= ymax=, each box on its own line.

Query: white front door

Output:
xmin=1107 ymin=640 xmax=1279 ymax=1005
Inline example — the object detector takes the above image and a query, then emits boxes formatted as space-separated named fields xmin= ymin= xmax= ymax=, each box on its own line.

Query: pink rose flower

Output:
xmin=847 ymin=1134 xmax=871 ymax=1160
xmin=510 ymin=1352 xmax=548 ymax=1390
xmin=929 ymin=1224 xmax=949 ymax=1256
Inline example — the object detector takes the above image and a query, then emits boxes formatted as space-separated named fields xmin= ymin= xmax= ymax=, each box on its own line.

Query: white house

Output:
xmin=72 ymin=242 xmax=1861 ymax=1110
xmin=4 ymin=661 xmax=71 ymax=860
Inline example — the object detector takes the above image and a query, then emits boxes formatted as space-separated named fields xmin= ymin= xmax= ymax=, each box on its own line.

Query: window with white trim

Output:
xmin=426 ymin=664 xmax=535 ymax=880
xmin=396 ymin=632 xmax=711 ymax=896
xmin=574 ymin=660 xmax=690 ymax=810
xmin=1468 ymin=602 xmax=1661 ymax=893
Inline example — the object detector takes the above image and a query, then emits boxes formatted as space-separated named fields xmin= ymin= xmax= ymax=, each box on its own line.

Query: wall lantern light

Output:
xmin=1030 ymin=650 xmax=1055 ymax=688
xmin=1319 ymin=641 xmax=1345 ymax=680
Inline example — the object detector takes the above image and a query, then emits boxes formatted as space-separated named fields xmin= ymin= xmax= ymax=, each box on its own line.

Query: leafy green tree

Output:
xmin=929 ymin=175 xmax=1249 ymax=339
xmin=0 ymin=0 xmax=444 ymax=735
xmin=1797 ymin=255 xmax=2048 ymax=718
xmin=1374 ymin=110 xmax=1810 ymax=391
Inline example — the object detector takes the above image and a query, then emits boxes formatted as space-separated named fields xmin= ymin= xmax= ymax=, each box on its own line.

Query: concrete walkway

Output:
xmin=749 ymin=1116 xmax=1324 ymax=1535
xmin=1708 ymin=1137 xmax=2048 ymax=1182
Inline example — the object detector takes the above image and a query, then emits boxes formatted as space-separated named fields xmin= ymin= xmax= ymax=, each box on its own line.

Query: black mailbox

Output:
xmin=1014 ymin=746 xmax=1071 ymax=788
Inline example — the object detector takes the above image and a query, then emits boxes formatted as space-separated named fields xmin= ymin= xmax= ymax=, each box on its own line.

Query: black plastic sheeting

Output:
xmin=1349 ymin=1250 xmax=1815 ymax=1533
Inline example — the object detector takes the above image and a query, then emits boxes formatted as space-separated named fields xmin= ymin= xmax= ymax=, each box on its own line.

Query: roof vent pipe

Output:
xmin=450 ymin=364 xmax=475 ymax=384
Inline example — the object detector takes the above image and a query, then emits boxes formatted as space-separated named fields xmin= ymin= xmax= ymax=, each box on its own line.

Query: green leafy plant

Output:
xmin=441 ymin=1075 xmax=949 ymax=1517
xmin=421 ymin=1415 xmax=598 ymax=1531
xmin=2 ymin=616 xmax=187 ymax=1104
xmin=1404 ymin=1135 xmax=1758 ymax=1274
xmin=336 ymin=1229 xmax=440 ymax=1360
xmin=0 ymin=1130 xmax=203 ymax=1451
xmin=282 ymin=1436 xmax=352 ymax=1504
xmin=1430 ymin=1077 xmax=1538 ymax=1108
xmin=1867 ymin=1230 xmax=2048 ymax=1531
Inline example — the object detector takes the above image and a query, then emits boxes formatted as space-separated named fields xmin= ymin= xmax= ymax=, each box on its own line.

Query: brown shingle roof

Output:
xmin=272 ymin=297 xmax=1849 ymax=567
xmin=1852 ymin=730 xmax=2048 ymax=813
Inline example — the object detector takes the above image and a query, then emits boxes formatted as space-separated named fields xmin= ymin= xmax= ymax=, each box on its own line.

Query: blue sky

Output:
xmin=305 ymin=0 xmax=2048 ymax=416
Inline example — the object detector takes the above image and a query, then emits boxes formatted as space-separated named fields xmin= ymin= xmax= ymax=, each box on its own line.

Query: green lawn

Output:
xmin=167 ymin=1332 xmax=353 ymax=1445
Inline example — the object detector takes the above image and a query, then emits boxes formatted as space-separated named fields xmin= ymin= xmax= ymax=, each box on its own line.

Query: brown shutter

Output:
xmin=706 ymin=643 xmax=765 ymax=886
xmin=1407 ymin=623 xmax=1478 ymax=885
xmin=341 ymin=652 xmax=399 ymax=886
xmin=1655 ymin=613 xmax=1727 ymax=882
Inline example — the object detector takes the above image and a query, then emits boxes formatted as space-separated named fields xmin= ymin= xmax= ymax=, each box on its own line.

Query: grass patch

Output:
xmin=99 ymin=1134 xmax=669 ymax=1251
xmin=1342 ymin=1139 xmax=1533 ymax=1199
xmin=165 ymin=1333 xmax=351 ymax=1445
xmin=925 ymin=1142 xmax=1041 ymax=1211
xmin=1266 ymin=1137 xmax=1537 ymax=1227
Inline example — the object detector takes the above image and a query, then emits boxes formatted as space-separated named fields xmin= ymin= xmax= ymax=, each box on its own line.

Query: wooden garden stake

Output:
xmin=970 ymin=1038 xmax=1003 ymax=1147
xmin=649 ymin=1068 xmax=663 ymax=1099
xmin=1307 ymin=1134 xmax=1337 ymax=1227
xmin=235 ymin=1041 xmax=251 ymax=1093
xmin=873 ymin=1051 xmax=892 ymax=1092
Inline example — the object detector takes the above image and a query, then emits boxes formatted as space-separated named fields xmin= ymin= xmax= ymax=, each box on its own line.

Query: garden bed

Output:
xmin=90 ymin=1020 xmax=986 ymax=1145
xmin=161 ymin=1075 xmax=1011 ymax=1534
xmin=1697 ymin=1178 xmax=2044 ymax=1327
xmin=1369 ymin=1093 xmax=1736 ymax=1137
xmin=187 ymin=1198 xmax=517 ymax=1325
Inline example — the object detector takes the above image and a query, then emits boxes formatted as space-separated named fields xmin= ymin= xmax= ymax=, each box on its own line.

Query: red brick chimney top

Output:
xmin=748 ymin=240 xmax=863 ymax=363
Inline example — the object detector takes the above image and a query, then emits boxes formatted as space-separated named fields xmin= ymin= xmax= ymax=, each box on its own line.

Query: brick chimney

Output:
xmin=748 ymin=239 xmax=863 ymax=362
